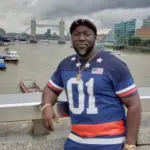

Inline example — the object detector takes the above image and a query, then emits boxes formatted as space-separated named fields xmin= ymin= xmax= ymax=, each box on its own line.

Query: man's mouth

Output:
xmin=78 ymin=44 xmax=87 ymax=48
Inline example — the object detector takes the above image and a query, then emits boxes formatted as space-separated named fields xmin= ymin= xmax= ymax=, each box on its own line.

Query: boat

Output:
xmin=0 ymin=54 xmax=5 ymax=59
xmin=19 ymin=41 xmax=29 ymax=44
xmin=110 ymin=50 xmax=121 ymax=56
xmin=29 ymin=39 xmax=37 ymax=43
xmin=39 ymin=40 xmax=51 ymax=44
xmin=96 ymin=42 xmax=105 ymax=50
xmin=58 ymin=37 xmax=66 ymax=44
xmin=106 ymin=49 xmax=121 ymax=56
xmin=19 ymin=80 xmax=42 ymax=93
xmin=114 ymin=44 xmax=126 ymax=49
xmin=4 ymin=50 xmax=19 ymax=62
xmin=0 ymin=58 xmax=7 ymax=70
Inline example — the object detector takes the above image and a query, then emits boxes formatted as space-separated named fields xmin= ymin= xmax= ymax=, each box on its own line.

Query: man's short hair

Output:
xmin=70 ymin=19 xmax=97 ymax=36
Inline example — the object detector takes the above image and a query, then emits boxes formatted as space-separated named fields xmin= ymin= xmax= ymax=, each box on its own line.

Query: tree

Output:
xmin=142 ymin=40 xmax=150 ymax=47
xmin=0 ymin=28 xmax=6 ymax=36
xmin=128 ymin=37 xmax=141 ymax=46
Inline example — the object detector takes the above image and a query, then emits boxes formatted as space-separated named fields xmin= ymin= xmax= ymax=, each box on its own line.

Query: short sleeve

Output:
xmin=47 ymin=63 xmax=64 ymax=94
xmin=109 ymin=58 xmax=137 ymax=98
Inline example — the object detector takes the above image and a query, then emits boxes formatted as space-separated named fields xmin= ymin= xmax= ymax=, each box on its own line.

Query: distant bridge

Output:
xmin=36 ymin=24 xmax=58 ymax=28
xmin=24 ymin=19 xmax=65 ymax=37
xmin=22 ymin=19 xmax=66 ymax=43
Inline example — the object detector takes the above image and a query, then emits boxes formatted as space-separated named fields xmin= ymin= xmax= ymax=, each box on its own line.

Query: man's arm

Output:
xmin=41 ymin=84 xmax=59 ymax=130
xmin=42 ymin=84 xmax=58 ymax=106
xmin=120 ymin=92 xmax=141 ymax=145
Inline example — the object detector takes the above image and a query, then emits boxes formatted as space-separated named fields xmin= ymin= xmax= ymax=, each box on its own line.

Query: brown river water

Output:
xmin=0 ymin=41 xmax=150 ymax=94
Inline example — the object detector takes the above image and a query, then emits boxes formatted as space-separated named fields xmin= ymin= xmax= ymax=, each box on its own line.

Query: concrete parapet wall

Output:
xmin=0 ymin=131 xmax=68 ymax=150
xmin=137 ymin=112 xmax=150 ymax=150
xmin=137 ymin=146 xmax=150 ymax=150
xmin=0 ymin=89 xmax=150 ymax=149
xmin=0 ymin=113 xmax=150 ymax=150
xmin=138 ymin=113 xmax=150 ymax=145
xmin=0 ymin=120 xmax=69 ymax=150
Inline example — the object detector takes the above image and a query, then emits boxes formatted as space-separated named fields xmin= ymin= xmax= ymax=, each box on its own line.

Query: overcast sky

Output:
xmin=0 ymin=0 xmax=150 ymax=34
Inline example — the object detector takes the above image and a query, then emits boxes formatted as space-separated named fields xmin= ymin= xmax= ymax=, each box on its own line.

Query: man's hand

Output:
xmin=42 ymin=105 xmax=58 ymax=131
xmin=123 ymin=144 xmax=137 ymax=150
xmin=123 ymin=147 xmax=136 ymax=150
xmin=41 ymin=85 xmax=59 ymax=130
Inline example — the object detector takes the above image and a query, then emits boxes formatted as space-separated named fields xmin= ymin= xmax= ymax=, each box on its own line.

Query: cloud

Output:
xmin=0 ymin=0 xmax=150 ymax=33
xmin=34 ymin=0 xmax=150 ymax=19
xmin=32 ymin=0 xmax=150 ymax=34
xmin=90 ymin=8 xmax=150 ymax=28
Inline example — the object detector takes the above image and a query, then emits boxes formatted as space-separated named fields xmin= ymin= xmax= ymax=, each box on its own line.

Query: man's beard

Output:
xmin=73 ymin=41 xmax=95 ymax=57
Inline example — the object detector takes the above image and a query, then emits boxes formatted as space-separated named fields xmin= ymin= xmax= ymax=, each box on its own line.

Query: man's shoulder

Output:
xmin=60 ymin=54 xmax=76 ymax=63
xmin=101 ymin=50 xmax=126 ymax=66
xmin=99 ymin=51 xmax=129 ymax=75
xmin=58 ymin=54 xmax=77 ymax=68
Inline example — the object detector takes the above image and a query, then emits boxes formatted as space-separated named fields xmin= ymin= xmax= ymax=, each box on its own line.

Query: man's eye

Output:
xmin=85 ymin=33 xmax=90 ymax=36
xmin=83 ymin=32 xmax=91 ymax=36
xmin=73 ymin=33 xmax=79 ymax=36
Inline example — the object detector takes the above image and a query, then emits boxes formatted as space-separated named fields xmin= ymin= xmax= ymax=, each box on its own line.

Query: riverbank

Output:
xmin=105 ymin=45 xmax=150 ymax=53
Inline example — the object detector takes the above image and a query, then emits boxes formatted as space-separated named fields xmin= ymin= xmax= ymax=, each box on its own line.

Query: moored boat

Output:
xmin=19 ymin=80 xmax=42 ymax=93
xmin=58 ymin=37 xmax=66 ymax=44
xmin=0 ymin=58 xmax=7 ymax=70
xmin=4 ymin=50 xmax=19 ymax=62
xmin=110 ymin=50 xmax=121 ymax=56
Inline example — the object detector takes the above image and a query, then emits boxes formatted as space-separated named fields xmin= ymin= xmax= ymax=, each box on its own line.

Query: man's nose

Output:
xmin=79 ymin=34 xmax=86 ymax=41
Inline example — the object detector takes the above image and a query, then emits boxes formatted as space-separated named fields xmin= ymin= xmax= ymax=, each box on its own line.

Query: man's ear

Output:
xmin=94 ymin=36 xmax=97 ymax=40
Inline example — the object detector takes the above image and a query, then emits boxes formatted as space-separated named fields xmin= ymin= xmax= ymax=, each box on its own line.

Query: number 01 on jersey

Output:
xmin=67 ymin=78 xmax=98 ymax=114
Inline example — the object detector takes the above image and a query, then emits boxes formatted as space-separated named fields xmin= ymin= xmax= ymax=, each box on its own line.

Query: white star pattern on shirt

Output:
xmin=76 ymin=62 xmax=81 ymax=67
xmin=97 ymin=58 xmax=103 ymax=63
xmin=71 ymin=57 xmax=76 ymax=61
xmin=85 ymin=63 xmax=90 ymax=68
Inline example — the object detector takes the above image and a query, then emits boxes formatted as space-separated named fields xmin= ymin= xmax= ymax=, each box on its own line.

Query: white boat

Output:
xmin=4 ymin=50 xmax=19 ymax=61
xmin=106 ymin=49 xmax=121 ymax=56
xmin=96 ymin=43 xmax=105 ymax=50
xmin=111 ymin=50 xmax=121 ymax=56
xmin=19 ymin=41 xmax=29 ymax=44
xmin=39 ymin=40 xmax=51 ymax=44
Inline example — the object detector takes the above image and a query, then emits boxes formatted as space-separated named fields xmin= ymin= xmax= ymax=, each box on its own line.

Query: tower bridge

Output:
xmin=24 ymin=19 xmax=66 ymax=44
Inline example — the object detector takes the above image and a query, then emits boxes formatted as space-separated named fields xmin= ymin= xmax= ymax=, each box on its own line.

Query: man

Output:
xmin=41 ymin=19 xmax=141 ymax=150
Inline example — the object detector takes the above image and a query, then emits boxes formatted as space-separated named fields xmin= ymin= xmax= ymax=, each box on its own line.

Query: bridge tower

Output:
xmin=31 ymin=19 xmax=36 ymax=36
xmin=58 ymin=19 xmax=66 ymax=44
xmin=30 ymin=19 xmax=37 ymax=43
xmin=29 ymin=18 xmax=66 ymax=44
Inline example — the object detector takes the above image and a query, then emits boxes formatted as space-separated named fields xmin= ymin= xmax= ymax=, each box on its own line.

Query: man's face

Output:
xmin=71 ymin=25 xmax=96 ymax=57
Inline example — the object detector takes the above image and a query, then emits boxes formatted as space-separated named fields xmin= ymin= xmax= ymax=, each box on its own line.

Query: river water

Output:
xmin=0 ymin=41 xmax=150 ymax=94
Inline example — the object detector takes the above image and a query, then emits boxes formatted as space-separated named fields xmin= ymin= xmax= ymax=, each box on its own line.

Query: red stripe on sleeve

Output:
xmin=117 ymin=87 xmax=137 ymax=98
xmin=47 ymin=82 xmax=62 ymax=93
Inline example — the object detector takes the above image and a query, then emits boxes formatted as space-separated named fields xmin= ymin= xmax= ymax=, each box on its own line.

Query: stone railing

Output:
xmin=0 ymin=87 xmax=150 ymax=150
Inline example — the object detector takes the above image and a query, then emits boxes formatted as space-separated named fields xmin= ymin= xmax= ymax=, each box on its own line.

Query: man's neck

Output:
xmin=79 ymin=48 xmax=98 ymax=61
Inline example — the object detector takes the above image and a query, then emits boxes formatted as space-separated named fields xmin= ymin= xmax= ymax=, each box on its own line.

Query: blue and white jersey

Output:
xmin=48 ymin=51 xmax=137 ymax=149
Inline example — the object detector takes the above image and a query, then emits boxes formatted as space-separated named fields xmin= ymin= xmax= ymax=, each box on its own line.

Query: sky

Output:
xmin=0 ymin=0 xmax=150 ymax=34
